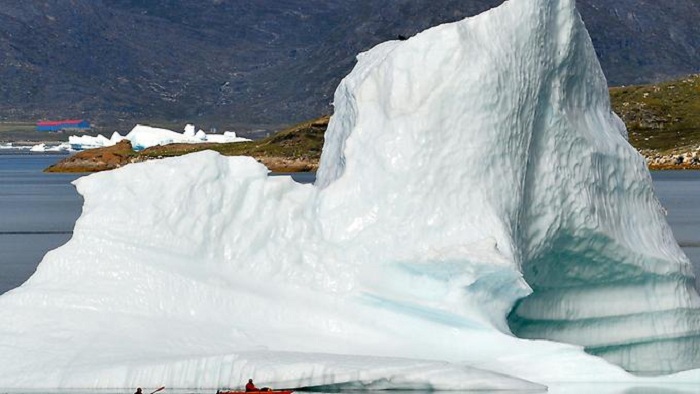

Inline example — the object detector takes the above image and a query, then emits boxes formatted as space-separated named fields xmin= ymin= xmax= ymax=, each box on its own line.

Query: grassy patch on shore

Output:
xmin=138 ymin=116 xmax=328 ymax=162
xmin=0 ymin=122 xmax=35 ymax=132
xmin=610 ymin=74 xmax=700 ymax=153
xmin=0 ymin=122 xmax=63 ymax=142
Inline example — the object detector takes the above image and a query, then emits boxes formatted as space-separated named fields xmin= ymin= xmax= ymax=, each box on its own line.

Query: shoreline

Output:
xmin=643 ymin=149 xmax=700 ymax=171
xmin=41 ymin=144 xmax=699 ymax=174
xmin=5 ymin=136 xmax=699 ymax=174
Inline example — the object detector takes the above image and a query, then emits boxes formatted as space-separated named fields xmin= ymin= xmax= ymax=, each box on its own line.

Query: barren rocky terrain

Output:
xmin=1 ymin=0 xmax=699 ymax=132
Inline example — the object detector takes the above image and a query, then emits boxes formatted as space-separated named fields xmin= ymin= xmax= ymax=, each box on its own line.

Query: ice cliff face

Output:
xmin=317 ymin=0 xmax=700 ymax=375
xmin=0 ymin=0 xmax=699 ymax=390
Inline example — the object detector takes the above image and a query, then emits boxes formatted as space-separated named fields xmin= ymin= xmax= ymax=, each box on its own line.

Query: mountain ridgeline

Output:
xmin=1 ymin=0 xmax=699 ymax=131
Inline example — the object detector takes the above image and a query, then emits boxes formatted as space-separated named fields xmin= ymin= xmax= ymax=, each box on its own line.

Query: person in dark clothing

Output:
xmin=246 ymin=379 xmax=258 ymax=392
xmin=134 ymin=389 xmax=143 ymax=394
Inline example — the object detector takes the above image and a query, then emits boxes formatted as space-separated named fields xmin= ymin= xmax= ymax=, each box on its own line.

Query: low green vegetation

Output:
xmin=138 ymin=116 xmax=328 ymax=162
xmin=610 ymin=74 xmax=700 ymax=153
xmin=0 ymin=122 xmax=35 ymax=132
xmin=0 ymin=122 xmax=67 ymax=143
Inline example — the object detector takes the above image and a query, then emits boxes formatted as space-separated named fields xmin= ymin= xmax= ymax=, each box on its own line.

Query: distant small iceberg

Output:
xmin=28 ymin=143 xmax=72 ymax=153
xmin=0 ymin=143 xmax=31 ymax=151
xmin=69 ymin=124 xmax=251 ymax=151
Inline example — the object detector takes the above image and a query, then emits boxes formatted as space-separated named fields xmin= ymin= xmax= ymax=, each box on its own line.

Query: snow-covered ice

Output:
xmin=1 ymin=0 xmax=699 ymax=391
xmin=68 ymin=124 xmax=250 ymax=151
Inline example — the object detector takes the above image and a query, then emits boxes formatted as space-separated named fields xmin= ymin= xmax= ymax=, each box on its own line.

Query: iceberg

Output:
xmin=1 ymin=0 xmax=699 ymax=391
xmin=28 ymin=143 xmax=46 ymax=152
xmin=0 ymin=142 xmax=32 ymax=151
xmin=69 ymin=133 xmax=118 ymax=150
xmin=68 ymin=124 xmax=251 ymax=151
xmin=28 ymin=142 xmax=72 ymax=152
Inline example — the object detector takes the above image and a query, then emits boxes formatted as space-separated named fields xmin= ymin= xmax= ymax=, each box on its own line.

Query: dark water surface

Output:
xmin=0 ymin=153 xmax=83 ymax=294
xmin=0 ymin=154 xmax=699 ymax=295
xmin=651 ymin=170 xmax=700 ymax=288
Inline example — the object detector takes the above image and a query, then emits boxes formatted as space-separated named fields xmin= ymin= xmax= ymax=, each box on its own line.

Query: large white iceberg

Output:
xmin=1 ymin=0 xmax=699 ymax=391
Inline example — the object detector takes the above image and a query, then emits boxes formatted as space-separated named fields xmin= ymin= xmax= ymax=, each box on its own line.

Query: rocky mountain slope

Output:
xmin=1 ymin=0 xmax=699 ymax=131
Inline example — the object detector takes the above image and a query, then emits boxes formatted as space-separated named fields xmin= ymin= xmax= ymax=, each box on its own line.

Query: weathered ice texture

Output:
xmin=316 ymin=0 xmax=700 ymax=376
xmin=0 ymin=0 xmax=698 ymax=390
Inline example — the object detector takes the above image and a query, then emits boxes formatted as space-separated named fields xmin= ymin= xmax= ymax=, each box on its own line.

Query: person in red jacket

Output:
xmin=246 ymin=379 xmax=258 ymax=392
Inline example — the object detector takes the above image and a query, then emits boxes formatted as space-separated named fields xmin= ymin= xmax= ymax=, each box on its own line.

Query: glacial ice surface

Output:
xmin=1 ymin=0 xmax=700 ymax=390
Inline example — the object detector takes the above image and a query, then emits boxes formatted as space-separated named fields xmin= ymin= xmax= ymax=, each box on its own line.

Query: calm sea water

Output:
xmin=0 ymin=153 xmax=83 ymax=294
xmin=652 ymin=171 xmax=700 ymax=289
xmin=652 ymin=172 xmax=700 ymax=244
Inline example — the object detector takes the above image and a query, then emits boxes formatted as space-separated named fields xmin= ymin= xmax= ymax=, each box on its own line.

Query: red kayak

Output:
xmin=217 ymin=391 xmax=293 ymax=394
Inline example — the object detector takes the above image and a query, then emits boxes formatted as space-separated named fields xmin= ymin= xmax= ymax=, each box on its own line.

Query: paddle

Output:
xmin=150 ymin=387 xmax=165 ymax=394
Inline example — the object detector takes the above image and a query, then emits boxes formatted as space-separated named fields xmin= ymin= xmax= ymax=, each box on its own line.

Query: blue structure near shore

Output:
xmin=36 ymin=119 xmax=90 ymax=132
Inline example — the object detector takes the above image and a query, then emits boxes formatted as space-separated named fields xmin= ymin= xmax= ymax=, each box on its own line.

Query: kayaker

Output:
xmin=246 ymin=379 xmax=258 ymax=392
xmin=134 ymin=389 xmax=142 ymax=394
